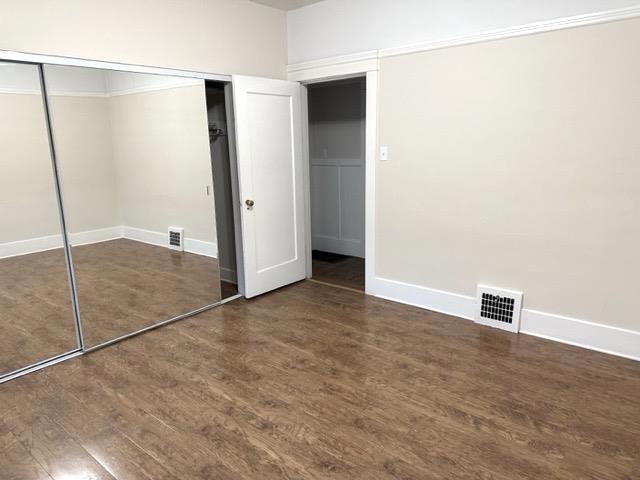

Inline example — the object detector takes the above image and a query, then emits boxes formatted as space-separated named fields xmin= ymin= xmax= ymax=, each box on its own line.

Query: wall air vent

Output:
xmin=168 ymin=227 xmax=184 ymax=251
xmin=475 ymin=285 xmax=523 ymax=333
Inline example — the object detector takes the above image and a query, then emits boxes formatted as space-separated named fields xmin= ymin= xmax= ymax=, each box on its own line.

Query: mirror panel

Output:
xmin=44 ymin=65 xmax=221 ymax=347
xmin=0 ymin=62 xmax=79 ymax=376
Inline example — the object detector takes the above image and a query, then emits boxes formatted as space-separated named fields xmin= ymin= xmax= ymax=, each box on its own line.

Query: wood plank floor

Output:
xmin=71 ymin=239 xmax=221 ymax=347
xmin=312 ymin=251 xmax=365 ymax=291
xmin=0 ymin=249 xmax=77 ymax=376
xmin=1 ymin=281 xmax=639 ymax=479
xmin=0 ymin=239 xmax=221 ymax=376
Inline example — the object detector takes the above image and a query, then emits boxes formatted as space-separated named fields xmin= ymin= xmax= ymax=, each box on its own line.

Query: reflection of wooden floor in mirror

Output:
xmin=0 ymin=249 xmax=78 ymax=375
xmin=71 ymin=239 xmax=221 ymax=348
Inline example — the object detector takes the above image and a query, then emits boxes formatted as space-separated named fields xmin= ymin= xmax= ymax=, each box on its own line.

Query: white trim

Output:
xmin=288 ymin=50 xmax=378 ymax=73
xmin=286 ymin=6 xmax=640 ymax=70
xmin=369 ymin=276 xmax=640 ymax=361
xmin=363 ymin=70 xmax=377 ymax=295
xmin=47 ymin=90 xmax=109 ymax=98
xmin=0 ymin=87 xmax=40 ymax=95
xmin=370 ymin=276 xmax=476 ymax=320
xmin=0 ymin=226 xmax=123 ymax=259
xmin=70 ymin=226 xmax=123 ymax=247
xmin=1 ymin=82 xmax=203 ymax=98
xmin=0 ymin=49 xmax=231 ymax=82
xmin=300 ymin=84 xmax=313 ymax=278
xmin=311 ymin=235 xmax=364 ymax=258
xmin=521 ymin=309 xmax=640 ymax=362
xmin=378 ymin=6 xmax=640 ymax=58
xmin=288 ymin=51 xmax=378 ymax=83
xmin=107 ymin=80 xmax=203 ymax=97
xmin=184 ymin=237 xmax=218 ymax=258
xmin=0 ymin=233 xmax=63 ymax=259
xmin=295 ymin=59 xmax=378 ymax=295
xmin=0 ymin=225 xmax=218 ymax=259
xmin=122 ymin=226 xmax=218 ymax=257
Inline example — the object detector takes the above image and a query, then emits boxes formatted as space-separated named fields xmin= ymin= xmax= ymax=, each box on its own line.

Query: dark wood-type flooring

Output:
xmin=312 ymin=250 xmax=365 ymax=291
xmin=1 ymin=281 xmax=639 ymax=479
xmin=0 ymin=239 xmax=221 ymax=376
xmin=0 ymin=249 xmax=77 ymax=375
xmin=71 ymin=239 xmax=221 ymax=347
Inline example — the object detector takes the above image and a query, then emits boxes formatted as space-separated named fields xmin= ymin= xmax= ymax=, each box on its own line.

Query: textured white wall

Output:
xmin=288 ymin=0 xmax=640 ymax=63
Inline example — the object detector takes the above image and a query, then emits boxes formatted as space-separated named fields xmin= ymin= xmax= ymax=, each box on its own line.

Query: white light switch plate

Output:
xmin=380 ymin=145 xmax=389 ymax=161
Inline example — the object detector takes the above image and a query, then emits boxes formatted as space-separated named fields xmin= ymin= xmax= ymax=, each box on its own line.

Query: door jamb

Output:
xmin=289 ymin=55 xmax=379 ymax=294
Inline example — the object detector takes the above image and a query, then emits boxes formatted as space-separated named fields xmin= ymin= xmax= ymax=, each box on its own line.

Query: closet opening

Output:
xmin=306 ymin=76 xmax=366 ymax=292
xmin=205 ymin=80 xmax=242 ymax=300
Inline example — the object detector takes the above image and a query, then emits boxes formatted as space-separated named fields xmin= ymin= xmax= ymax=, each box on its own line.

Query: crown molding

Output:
xmin=287 ymin=50 xmax=378 ymax=73
xmin=287 ymin=51 xmax=378 ymax=82
xmin=287 ymin=5 xmax=640 ymax=74
xmin=378 ymin=5 xmax=640 ymax=58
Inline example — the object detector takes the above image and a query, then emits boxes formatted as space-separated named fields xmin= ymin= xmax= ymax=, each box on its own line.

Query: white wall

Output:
xmin=287 ymin=0 xmax=640 ymax=63
xmin=46 ymin=66 xmax=216 ymax=253
xmin=47 ymin=94 xmax=120 ymax=235
xmin=0 ymin=64 xmax=62 ymax=250
xmin=377 ymin=18 xmax=640 ymax=334
xmin=0 ymin=64 xmax=218 ymax=258
xmin=0 ymin=0 xmax=287 ymax=78
xmin=108 ymin=82 xmax=216 ymax=247
xmin=308 ymin=78 xmax=365 ymax=257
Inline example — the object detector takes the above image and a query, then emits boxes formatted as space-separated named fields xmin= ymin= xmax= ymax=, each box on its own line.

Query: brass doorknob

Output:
xmin=245 ymin=199 xmax=255 ymax=209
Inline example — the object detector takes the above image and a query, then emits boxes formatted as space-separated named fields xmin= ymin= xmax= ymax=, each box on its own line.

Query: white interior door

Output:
xmin=232 ymin=75 xmax=306 ymax=298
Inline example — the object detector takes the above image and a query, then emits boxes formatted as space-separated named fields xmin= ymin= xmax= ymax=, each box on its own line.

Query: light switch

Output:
xmin=380 ymin=145 xmax=389 ymax=161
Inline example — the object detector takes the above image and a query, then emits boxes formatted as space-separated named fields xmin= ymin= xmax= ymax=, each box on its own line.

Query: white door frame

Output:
xmin=288 ymin=52 xmax=378 ymax=294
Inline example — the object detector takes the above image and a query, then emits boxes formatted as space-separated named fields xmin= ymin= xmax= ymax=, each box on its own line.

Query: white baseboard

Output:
xmin=313 ymin=235 xmax=365 ymax=258
xmin=122 ymin=226 xmax=217 ymax=258
xmin=70 ymin=226 xmax=123 ymax=247
xmin=521 ymin=309 xmax=640 ymax=362
xmin=2 ymin=226 xmax=217 ymax=259
xmin=184 ymin=237 xmax=218 ymax=258
xmin=369 ymin=276 xmax=640 ymax=362
xmin=369 ymin=276 xmax=476 ymax=320
xmin=0 ymin=226 xmax=123 ymax=259
xmin=0 ymin=233 xmax=63 ymax=259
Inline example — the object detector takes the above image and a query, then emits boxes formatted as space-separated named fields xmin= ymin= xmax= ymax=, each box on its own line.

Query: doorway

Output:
xmin=306 ymin=77 xmax=366 ymax=291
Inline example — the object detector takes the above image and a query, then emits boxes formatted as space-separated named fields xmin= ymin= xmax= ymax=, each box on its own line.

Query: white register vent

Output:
xmin=475 ymin=285 xmax=523 ymax=333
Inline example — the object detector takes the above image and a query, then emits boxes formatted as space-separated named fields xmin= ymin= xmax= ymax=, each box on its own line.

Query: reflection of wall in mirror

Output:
xmin=0 ymin=68 xmax=63 ymax=249
xmin=0 ymin=66 xmax=217 ymax=259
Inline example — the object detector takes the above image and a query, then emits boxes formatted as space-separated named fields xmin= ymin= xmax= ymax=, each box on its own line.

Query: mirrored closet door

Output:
xmin=0 ymin=62 xmax=80 ymax=377
xmin=44 ymin=65 xmax=222 ymax=348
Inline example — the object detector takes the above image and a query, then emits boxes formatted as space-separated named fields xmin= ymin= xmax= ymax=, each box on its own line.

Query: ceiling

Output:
xmin=250 ymin=0 xmax=325 ymax=11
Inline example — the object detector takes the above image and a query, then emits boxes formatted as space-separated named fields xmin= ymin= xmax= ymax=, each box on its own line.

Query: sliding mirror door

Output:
xmin=44 ymin=65 xmax=221 ymax=348
xmin=0 ymin=62 xmax=79 ymax=377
